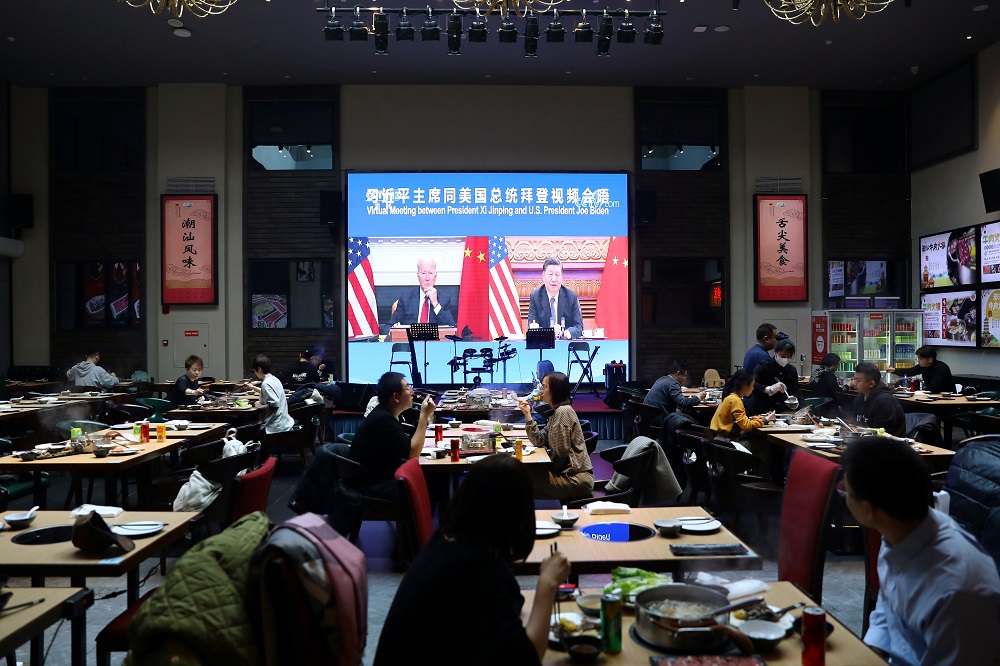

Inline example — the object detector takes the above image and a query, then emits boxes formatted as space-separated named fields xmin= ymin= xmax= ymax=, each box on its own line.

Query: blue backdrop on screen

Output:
xmin=344 ymin=172 xmax=631 ymax=385
xmin=347 ymin=172 xmax=629 ymax=235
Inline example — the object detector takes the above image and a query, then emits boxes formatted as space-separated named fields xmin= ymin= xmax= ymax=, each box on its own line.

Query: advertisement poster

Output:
xmin=811 ymin=315 xmax=828 ymax=366
xmin=754 ymin=194 xmax=808 ymax=302
xmin=161 ymin=194 xmax=218 ymax=305
xmin=981 ymin=221 xmax=1000 ymax=284
xmin=921 ymin=291 xmax=978 ymax=347
xmin=919 ymin=226 xmax=977 ymax=289
xmin=982 ymin=289 xmax=1000 ymax=347
xmin=862 ymin=261 xmax=887 ymax=294
xmin=828 ymin=261 xmax=845 ymax=297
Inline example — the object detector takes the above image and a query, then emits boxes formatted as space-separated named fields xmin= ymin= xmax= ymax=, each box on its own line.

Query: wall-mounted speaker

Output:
xmin=7 ymin=194 xmax=33 ymax=228
xmin=981 ymin=169 xmax=1000 ymax=214
xmin=320 ymin=190 xmax=342 ymax=227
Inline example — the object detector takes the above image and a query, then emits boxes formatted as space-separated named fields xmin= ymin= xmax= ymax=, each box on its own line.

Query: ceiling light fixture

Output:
xmin=396 ymin=10 xmax=415 ymax=39
xmin=498 ymin=14 xmax=518 ymax=42
xmin=617 ymin=10 xmax=636 ymax=42
xmin=545 ymin=10 xmax=565 ymax=41
xmin=447 ymin=12 xmax=463 ymax=54
xmin=523 ymin=13 xmax=539 ymax=56
xmin=374 ymin=11 xmax=390 ymax=53
xmin=119 ymin=0 xmax=239 ymax=18
xmin=469 ymin=9 xmax=488 ymax=40
xmin=421 ymin=8 xmax=441 ymax=40
xmin=644 ymin=10 xmax=663 ymax=44
xmin=764 ymin=0 xmax=894 ymax=26
xmin=349 ymin=8 xmax=369 ymax=40
xmin=451 ymin=0 xmax=565 ymax=18
xmin=324 ymin=8 xmax=345 ymax=40
xmin=574 ymin=9 xmax=594 ymax=42
xmin=596 ymin=11 xmax=613 ymax=55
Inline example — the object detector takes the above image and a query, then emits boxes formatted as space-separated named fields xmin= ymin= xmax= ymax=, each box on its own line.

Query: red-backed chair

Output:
xmin=777 ymin=451 xmax=841 ymax=603
xmin=95 ymin=589 xmax=157 ymax=666
xmin=862 ymin=526 xmax=882 ymax=635
xmin=395 ymin=458 xmax=434 ymax=550
xmin=231 ymin=456 xmax=278 ymax=521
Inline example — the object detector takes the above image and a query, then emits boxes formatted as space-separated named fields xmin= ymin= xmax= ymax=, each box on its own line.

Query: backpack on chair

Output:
xmin=247 ymin=512 xmax=368 ymax=666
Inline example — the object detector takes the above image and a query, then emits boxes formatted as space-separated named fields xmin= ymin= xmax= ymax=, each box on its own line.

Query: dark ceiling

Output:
xmin=1 ymin=0 xmax=998 ymax=90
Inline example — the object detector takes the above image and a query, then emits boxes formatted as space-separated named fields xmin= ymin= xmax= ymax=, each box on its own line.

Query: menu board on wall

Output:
xmin=981 ymin=221 xmax=1000 ymax=284
xmin=754 ymin=194 xmax=808 ymax=302
xmin=982 ymin=288 xmax=1000 ymax=348
xmin=918 ymin=226 xmax=978 ymax=289
xmin=921 ymin=290 xmax=978 ymax=347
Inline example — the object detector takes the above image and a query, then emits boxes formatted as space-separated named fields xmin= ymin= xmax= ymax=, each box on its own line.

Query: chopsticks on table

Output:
xmin=550 ymin=542 xmax=560 ymax=625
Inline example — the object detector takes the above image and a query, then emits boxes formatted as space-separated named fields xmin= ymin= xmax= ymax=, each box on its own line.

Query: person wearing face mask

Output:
xmin=745 ymin=338 xmax=800 ymax=416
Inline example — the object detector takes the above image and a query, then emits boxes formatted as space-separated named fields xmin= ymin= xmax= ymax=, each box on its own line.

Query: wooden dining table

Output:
xmin=0 ymin=510 xmax=198 ymax=666
xmin=0 ymin=586 xmax=94 ymax=666
xmin=519 ymin=507 xmax=761 ymax=578
xmin=522 ymin=581 xmax=887 ymax=665
xmin=762 ymin=428 xmax=956 ymax=471
xmin=0 ymin=423 xmax=229 ymax=508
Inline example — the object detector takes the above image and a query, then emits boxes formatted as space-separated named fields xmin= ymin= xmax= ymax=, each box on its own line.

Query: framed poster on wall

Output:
xmin=161 ymin=194 xmax=218 ymax=305
xmin=754 ymin=194 xmax=808 ymax=302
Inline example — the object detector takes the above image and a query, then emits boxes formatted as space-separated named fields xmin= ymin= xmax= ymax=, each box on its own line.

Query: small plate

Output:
xmin=110 ymin=448 xmax=140 ymax=456
xmin=110 ymin=521 xmax=165 ymax=538
xmin=801 ymin=434 xmax=833 ymax=443
xmin=977 ymin=396 xmax=993 ymax=401
xmin=915 ymin=397 xmax=935 ymax=402
xmin=111 ymin=423 xmax=134 ymax=430
xmin=188 ymin=423 xmax=213 ymax=429
xmin=536 ymin=520 xmax=561 ymax=538
xmin=678 ymin=516 xmax=722 ymax=533
xmin=548 ymin=611 xmax=590 ymax=645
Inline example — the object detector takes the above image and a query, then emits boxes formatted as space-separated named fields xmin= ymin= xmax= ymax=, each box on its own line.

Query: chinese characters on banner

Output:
xmin=754 ymin=194 xmax=808 ymax=302
xmin=161 ymin=194 xmax=217 ymax=304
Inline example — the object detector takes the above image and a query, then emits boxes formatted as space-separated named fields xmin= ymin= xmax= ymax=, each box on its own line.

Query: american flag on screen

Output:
xmin=488 ymin=235 xmax=521 ymax=339
xmin=346 ymin=237 xmax=379 ymax=337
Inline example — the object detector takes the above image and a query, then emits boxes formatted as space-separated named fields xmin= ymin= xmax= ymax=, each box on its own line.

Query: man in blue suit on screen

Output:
xmin=381 ymin=257 xmax=456 ymax=334
xmin=527 ymin=257 xmax=583 ymax=340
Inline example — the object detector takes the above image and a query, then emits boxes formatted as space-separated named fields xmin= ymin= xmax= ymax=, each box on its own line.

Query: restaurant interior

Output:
xmin=2 ymin=0 xmax=1000 ymax=664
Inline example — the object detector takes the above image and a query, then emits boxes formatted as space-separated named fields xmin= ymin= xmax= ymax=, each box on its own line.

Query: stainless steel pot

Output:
xmin=634 ymin=584 xmax=759 ymax=655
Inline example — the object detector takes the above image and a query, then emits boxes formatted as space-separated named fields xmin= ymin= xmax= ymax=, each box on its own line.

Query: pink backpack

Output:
xmin=248 ymin=512 xmax=368 ymax=665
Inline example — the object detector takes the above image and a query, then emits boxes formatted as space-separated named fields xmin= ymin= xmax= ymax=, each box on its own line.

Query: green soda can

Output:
xmin=600 ymin=592 xmax=622 ymax=654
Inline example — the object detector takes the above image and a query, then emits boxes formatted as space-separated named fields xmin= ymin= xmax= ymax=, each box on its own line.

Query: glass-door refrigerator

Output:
xmin=811 ymin=309 xmax=923 ymax=382
xmin=817 ymin=310 xmax=861 ymax=381
xmin=890 ymin=310 xmax=922 ymax=373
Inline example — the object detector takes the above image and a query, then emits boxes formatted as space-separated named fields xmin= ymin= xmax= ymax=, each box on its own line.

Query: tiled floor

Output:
xmin=3 ymin=442 xmax=867 ymax=665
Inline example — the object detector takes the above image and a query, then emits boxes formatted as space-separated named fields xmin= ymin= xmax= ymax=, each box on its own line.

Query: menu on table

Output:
xmin=922 ymin=290 xmax=978 ymax=347
xmin=982 ymin=289 xmax=1000 ymax=348
xmin=919 ymin=227 xmax=977 ymax=289
xmin=981 ymin=221 xmax=1000 ymax=283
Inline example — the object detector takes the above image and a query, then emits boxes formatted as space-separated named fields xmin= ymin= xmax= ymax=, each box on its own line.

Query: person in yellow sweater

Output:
xmin=710 ymin=368 xmax=775 ymax=438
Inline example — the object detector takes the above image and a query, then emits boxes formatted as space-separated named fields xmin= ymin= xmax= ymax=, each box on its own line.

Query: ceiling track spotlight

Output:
xmin=617 ymin=9 xmax=636 ymax=43
xmin=523 ymin=13 xmax=539 ymax=56
xmin=374 ymin=10 xmax=389 ymax=54
xmin=574 ymin=8 xmax=593 ymax=42
xmin=732 ymin=0 xmax=740 ymax=9
xmin=596 ymin=10 xmax=613 ymax=56
xmin=545 ymin=9 xmax=565 ymax=42
xmin=421 ymin=6 xmax=440 ymax=40
xmin=396 ymin=8 xmax=414 ymax=40
xmin=324 ymin=7 xmax=344 ymax=40
xmin=469 ymin=8 xmax=488 ymax=42
xmin=644 ymin=9 xmax=663 ymax=44
xmin=498 ymin=12 xmax=518 ymax=43
xmin=349 ymin=6 xmax=369 ymax=40
xmin=447 ymin=11 xmax=463 ymax=54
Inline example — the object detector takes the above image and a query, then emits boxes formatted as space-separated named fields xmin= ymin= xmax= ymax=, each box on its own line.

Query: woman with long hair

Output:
xmin=519 ymin=371 xmax=594 ymax=501
xmin=375 ymin=455 xmax=571 ymax=665
xmin=709 ymin=368 xmax=774 ymax=438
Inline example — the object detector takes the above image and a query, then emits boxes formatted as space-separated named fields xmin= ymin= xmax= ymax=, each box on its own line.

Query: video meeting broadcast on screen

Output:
xmin=344 ymin=172 xmax=631 ymax=385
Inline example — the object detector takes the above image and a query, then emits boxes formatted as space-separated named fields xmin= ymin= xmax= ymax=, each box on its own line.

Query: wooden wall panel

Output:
xmin=822 ymin=173 xmax=911 ymax=258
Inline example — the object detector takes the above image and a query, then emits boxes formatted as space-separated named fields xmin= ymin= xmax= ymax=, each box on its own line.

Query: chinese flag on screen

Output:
xmin=456 ymin=236 xmax=491 ymax=341
xmin=594 ymin=236 xmax=629 ymax=339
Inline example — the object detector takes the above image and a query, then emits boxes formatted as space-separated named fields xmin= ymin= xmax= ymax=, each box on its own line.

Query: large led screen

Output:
xmin=918 ymin=226 xmax=978 ymax=289
xmin=344 ymin=172 xmax=630 ymax=384
xmin=981 ymin=221 xmax=1000 ymax=284
xmin=922 ymin=290 xmax=978 ymax=348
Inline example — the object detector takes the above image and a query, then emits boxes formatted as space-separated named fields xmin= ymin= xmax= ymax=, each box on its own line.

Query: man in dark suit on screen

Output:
xmin=381 ymin=258 xmax=456 ymax=335
xmin=527 ymin=257 xmax=584 ymax=340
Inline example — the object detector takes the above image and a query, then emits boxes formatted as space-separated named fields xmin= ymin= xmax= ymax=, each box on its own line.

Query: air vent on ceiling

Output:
xmin=165 ymin=177 xmax=216 ymax=194
xmin=755 ymin=177 xmax=804 ymax=194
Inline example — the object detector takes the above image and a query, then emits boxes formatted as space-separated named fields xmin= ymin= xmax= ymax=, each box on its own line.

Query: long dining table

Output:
xmin=522 ymin=581 xmax=887 ymax=665
xmin=519 ymin=507 xmax=761 ymax=578
xmin=0 ymin=423 xmax=229 ymax=508
xmin=762 ymin=427 xmax=956 ymax=471
xmin=0 ymin=510 xmax=199 ymax=666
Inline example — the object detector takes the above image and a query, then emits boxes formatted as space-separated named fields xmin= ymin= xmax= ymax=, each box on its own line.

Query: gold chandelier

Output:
xmin=451 ymin=0 xmax=564 ymax=17
xmin=764 ymin=0 xmax=893 ymax=26
xmin=119 ymin=0 xmax=242 ymax=18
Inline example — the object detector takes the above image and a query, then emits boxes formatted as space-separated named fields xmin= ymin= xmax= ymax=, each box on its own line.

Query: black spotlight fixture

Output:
xmin=545 ymin=10 xmax=565 ymax=42
xmin=396 ymin=9 xmax=415 ymax=40
xmin=374 ymin=11 xmax=389 ymax=54
xmin=617 ymin=10 xmax=636 ymax=43
xmin=498 ymin=15 xmax=517 ymax=43
xmin=596 ymin=12 xmax=613 ymax=56
xmin=523 ymin=13 xmax=539 ymax=57
xmin=348 ymin=8 xmax=368 ymax=41
xmin=421 ymin=8 xmax=440 ymax=41
xmin=644 ymin=10 xmax=663 ymax=44
xmin=469 ymin=9 xmax=488 ymax=42
xmin=447 ymin=12 xmax=463 ymax=55
xmin=323 ymin=8 xmax=344 ymax=41
xmin=732 ymin=0 xmax=741 ymax=9
xmin=574 ymin=9 xmax=593 ymax=42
